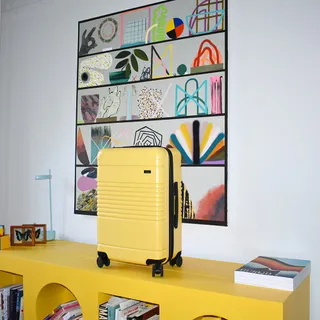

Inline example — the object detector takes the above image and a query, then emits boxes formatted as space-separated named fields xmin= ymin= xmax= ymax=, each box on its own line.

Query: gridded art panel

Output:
xmin=75 ymin=0 xmax=228 ymax=226
xmin=123 ymin=18 xmax=148 ymax=47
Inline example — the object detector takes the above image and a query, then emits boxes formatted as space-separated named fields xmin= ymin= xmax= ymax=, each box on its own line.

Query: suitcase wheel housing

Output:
xmin=170 ymin=252 xmax=183 ymax=267
xmin=97 ymin=252 xmax=110 ymax=268
xmin=152 ymin=263 xmax=164 ymax=277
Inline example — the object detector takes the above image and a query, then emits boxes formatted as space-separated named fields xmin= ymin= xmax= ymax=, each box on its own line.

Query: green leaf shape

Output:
xmin=115 ymin=58 xmax=129 ymax=70
xmin=134 ymin=49 xmax=149 ymax=61
xmin=125 ymin=63 xmax=131 ymax=78
xmin=115 ymin=51 xmax=131 ymax=59
xmin=130 ymin=54 xmax=139 ymax=72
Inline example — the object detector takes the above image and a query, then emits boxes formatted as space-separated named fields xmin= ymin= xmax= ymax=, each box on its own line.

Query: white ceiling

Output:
xmin=1 ymin=0 xmax=43 ymax=13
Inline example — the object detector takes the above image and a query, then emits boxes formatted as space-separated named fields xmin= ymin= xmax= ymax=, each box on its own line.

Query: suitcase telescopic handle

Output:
xmin=174 ymin=182 xmax=179 ymax=228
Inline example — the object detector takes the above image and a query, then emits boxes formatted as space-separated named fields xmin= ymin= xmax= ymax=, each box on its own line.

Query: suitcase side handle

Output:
xmin=174 ymin=182 xmax=179 ymax=228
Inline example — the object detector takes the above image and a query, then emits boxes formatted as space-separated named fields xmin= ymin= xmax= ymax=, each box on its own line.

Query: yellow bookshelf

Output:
xmin=0 ymin=240 xmax=310 ymax=320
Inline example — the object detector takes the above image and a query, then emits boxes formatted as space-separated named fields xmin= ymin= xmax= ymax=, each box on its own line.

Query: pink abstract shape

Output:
xmin=77 ymin=176 xmax=97 ymax=192
xmin=210 ymin=76 xmax=222 ymax=114
xmin=154 ymin=57 xmax=168 ymax=74
xmin=81 ymin=94 xmax=99 ymax=123
xmin=120 ymin=14 xmax=124 ymax=47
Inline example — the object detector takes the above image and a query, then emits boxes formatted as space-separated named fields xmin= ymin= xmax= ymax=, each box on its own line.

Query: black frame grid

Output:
xmin=74 ymin=0 xmax=228 ymax=227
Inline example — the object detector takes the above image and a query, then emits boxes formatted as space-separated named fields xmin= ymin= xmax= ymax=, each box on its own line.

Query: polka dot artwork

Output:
xmin=79 ymin=53 xmax=113 ymax=88
xmin=166 ymin=18 xmax=185 ymax=39
xmin=137 ymin=87 xmax=164 ymax=119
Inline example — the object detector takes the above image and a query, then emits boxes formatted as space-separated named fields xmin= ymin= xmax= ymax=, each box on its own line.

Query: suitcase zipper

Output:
xmin=164 ymin=148 xmax=174 ymax=264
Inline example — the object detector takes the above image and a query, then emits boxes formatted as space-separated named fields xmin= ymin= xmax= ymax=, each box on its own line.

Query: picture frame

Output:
xmin=10 ymin=225 xmax=36 ymax=246
xmin=74 ymin=0 xmax=229 ymax=227
xmin=0 ymin=225 xmax=4 ymax=237
xmin=22 ymin=224 xmax=47 ymax=244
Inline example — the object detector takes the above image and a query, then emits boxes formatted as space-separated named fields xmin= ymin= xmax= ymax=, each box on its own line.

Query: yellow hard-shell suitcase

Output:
xmin=96 ymin=146 xmax=183 ymax=276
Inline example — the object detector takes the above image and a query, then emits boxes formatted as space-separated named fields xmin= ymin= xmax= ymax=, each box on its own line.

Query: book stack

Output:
xmin=234 ymin=256 xmax=311 ymax=291
xmin=0 ymin=283 xmax=24 ymax=319
xmin=44 ymin=300 xmax=83 ymax=319
xmin=99 ymin=296 xmax=159 ymax=320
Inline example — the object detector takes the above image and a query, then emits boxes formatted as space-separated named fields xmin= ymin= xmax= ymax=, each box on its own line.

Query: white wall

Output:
xmin=0 ymin=0 xmax=319 ymax=318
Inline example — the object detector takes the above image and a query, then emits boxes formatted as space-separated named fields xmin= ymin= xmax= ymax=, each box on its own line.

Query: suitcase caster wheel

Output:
xmin=152 ymin=264 xmax=164 ymax=277
xmin=97 ymin=252 xmax=110 ymax=268
xmin=169 ymin=259 xmax=175 ymax=267
xmin=97 ymin=257 xmax=104 ymax=268
xmin=176 ymin=256 xmax=183 ymax=267
xmin=170 ymin=254 xmax=183 ymax=267
xmin=104 ymin=258 xmax=110 ymax=267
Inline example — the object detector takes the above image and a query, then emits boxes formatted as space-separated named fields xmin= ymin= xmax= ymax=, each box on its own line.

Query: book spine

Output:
xmin=19 ymin=296 xmax=23 ymax=320
xmin=0 ymin=289 xmax=3 ymax=319
xmin=99 ymin=305 xmax=108 ymax=320
xmin=16 ymin=289 xmax=23 ymax=320
xmin=108 ymin=305 xmax=120 ymax=320
xmin=10 ymin=287 xmax=20 ymax=320
xmin=9 ymin=288 xmax=14 ymax=320
xmin=4 ymin=288 xmax=9 ymax=320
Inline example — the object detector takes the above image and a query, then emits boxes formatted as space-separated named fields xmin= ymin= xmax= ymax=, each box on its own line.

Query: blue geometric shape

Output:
xmin=170 ymin=134 xmax=193 ymax=164
xmin=175 ymin=78 xmax=208 ymax=117
xmin=186 ymin=9 xmax=225 ymax=35
xmin=121 ymin=42 xmax=145 ymax=48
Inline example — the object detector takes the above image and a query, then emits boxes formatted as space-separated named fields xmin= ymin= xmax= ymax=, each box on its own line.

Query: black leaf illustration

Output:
xmin=131 ymin=54 xmax=139 ymax=72
xmin=115 ymin=59 xmax=129 ymax=69
xmin=134 ymin=49 xmax=149 ymax=61
xmin=115 ymin=51 xmax=131 ymax=59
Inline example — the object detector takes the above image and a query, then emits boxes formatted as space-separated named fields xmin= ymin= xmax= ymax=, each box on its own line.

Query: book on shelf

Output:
xmin=0 ymin=283 xmax=23 ymax=320
xmin=44 ymin=300 xmax=83 ymax=320
xmin=127 ymin=304 xmax=159 ymax=320
xmin=145 ymin=316 xmax=159 ymax=320
xmin=99 ymin=302 xmax=108 ymax=320
xmin=100 ymin=295 xmax=160 ymax=320
xmin=234 ymin=256 xmax=311 ymax=291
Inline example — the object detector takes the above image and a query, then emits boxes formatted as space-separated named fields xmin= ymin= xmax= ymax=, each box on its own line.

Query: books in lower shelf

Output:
xmin=100 ymin=295 xmax=159 ymax=320
xmin=44 ymin=300 xmax=83 ymax=320
xmin=234 ymin=256 xmax=311 ymax=291
xmin=0 ymin=283 xmax=24 ymax=320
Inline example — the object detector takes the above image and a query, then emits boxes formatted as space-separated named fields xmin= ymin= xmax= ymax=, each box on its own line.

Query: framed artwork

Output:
xmin=10 ymin=225 xmax=36 ymax=246
xmin=74 ymin=0 xmax=228 ymax=226
xmin=23 ymin=224 xmax=47 ymax=244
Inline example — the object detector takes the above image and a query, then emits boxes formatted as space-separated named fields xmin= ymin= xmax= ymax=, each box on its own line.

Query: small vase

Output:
xmin=109 ymin=71 xmax=130 ymax=84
